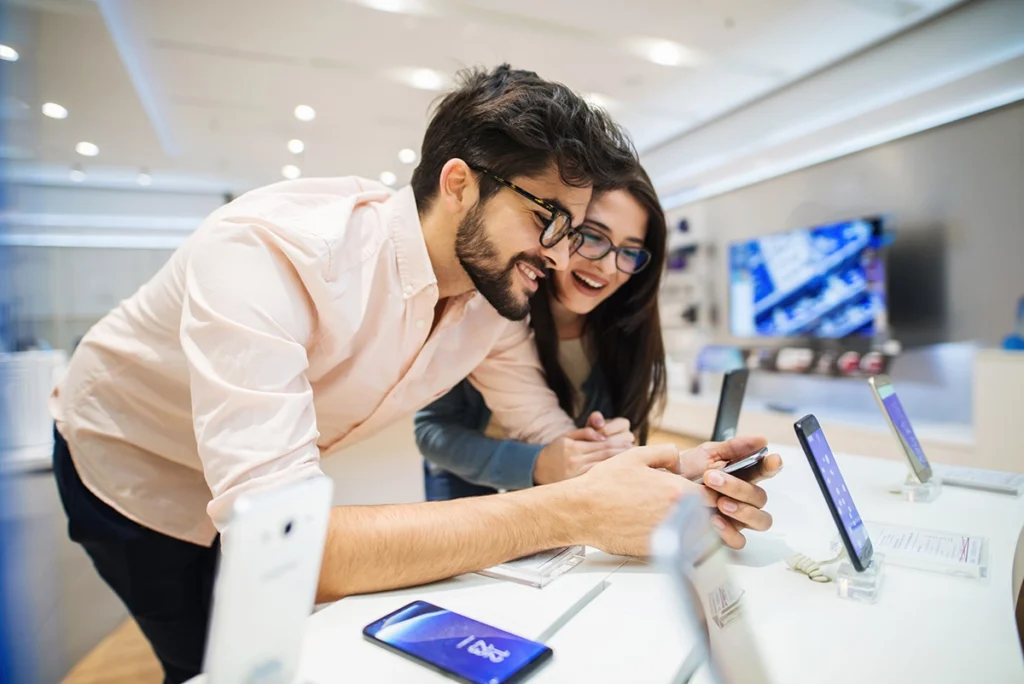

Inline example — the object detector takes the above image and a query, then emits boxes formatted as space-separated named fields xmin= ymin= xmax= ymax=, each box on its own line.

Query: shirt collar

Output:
xmin=383 ymin=185 xmax=437 ymax=300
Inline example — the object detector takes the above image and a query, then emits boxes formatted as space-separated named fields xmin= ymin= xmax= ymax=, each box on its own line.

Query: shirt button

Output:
xmin=416 ymin=319 xmax=424 ymax=329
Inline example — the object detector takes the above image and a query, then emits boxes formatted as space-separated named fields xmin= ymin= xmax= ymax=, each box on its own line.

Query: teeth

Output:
xmin=575 ymin=272 xmax=604 ymax=289
xmin=520 ymin=264 xmax=538 ymax=281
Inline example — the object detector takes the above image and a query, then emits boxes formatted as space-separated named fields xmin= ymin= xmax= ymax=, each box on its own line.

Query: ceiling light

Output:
xmin=294 ymin=105 xmax=316 ymax=122
xmin=361 ymin=0 xmax=405 ymax=12
xmin=379 ymin=171 xmax=397 ymax=186
xmin=410 ymin=68 xmax=444 ymax=91
xmin=0 ymin=44 xmax=18 ymax=62
xmin=631 ymin=38 xmax=703 ymax=68
xmin=75 ymin=141 xmax=99 ymax=157
xmin=288 ymin=139 xmax=305 ymax=154
xmin=137 ymin=170 xmax=152 ymax=186
xmin=42 ymin=102 xmax=68 ymax=119
xmin=282 ymin=164 xmax=301 ymax=180
xmin=648 ymin=41 xmax=684 ymax=66
xmin=69 ymin=166 xmax=85 ymax=183
xmin=398 ymin=148 xmax=416 ymax=164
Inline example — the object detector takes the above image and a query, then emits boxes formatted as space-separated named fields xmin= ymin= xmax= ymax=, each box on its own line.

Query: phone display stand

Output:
xmin=828 ymin=540 xmax=884 ymax=603
xmin=477 ymin=546 xmax=585 ymax=588
xmin=836 ymin=556 xmax=884 ymax=603
xmin=899 ymin=473 xmax=942 ymax=503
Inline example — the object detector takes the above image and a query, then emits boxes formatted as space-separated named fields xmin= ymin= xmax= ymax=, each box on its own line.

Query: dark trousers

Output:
xmin=52 ymin=428 xmax=219 ymax=684
xmin=423 ymin=462 xmax=498 ymax=501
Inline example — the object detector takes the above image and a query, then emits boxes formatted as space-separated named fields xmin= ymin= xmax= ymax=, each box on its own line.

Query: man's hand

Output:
xmin=566 ymin=444 xmax=701 ymax=556
xmin=533 ymin=426 xmax=633 ymax=485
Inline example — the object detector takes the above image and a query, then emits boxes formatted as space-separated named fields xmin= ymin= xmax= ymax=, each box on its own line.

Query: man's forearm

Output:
xmin=317 ymin=484 xmax=583 ymax=602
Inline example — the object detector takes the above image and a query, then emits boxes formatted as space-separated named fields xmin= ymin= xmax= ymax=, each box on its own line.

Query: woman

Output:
xmin=414 ymin=163 xmax=672 ymax=500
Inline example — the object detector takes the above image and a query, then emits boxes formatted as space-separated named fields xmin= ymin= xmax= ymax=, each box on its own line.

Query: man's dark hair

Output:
xmin=411 ymin=64 xmax=637 ymax=213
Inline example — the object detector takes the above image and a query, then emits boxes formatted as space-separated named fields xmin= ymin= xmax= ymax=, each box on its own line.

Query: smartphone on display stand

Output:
xmin=363 ymin=600 xmax=553 ymax=684
xmin=794 ymin=415 xmax=874 ymax=572
xmin=867 ymin=375 xmax=932 ymax=483
xmin=711 ymin=369 xmax=749 ymax=442
xmin=691 ymin=447 xmax=768 ymax=484
xmin=202 ymin=476 xmax=334 ymax=684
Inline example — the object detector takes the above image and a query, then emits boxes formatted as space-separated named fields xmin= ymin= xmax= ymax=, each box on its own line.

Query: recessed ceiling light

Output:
xmin=288 ymin=139 xmax=305 ymax=154
xmin=648 ymin=41 xmax=684 ymax=66
xmin=632 ymin=38 xmax=703 ymax=68
xmin=410 ymin=68 xmax=444 ymax=91
xmin=0 ymin=44 xmax=18 ymax=62
xmin=75 ymin=141 xmax=99 ymax=157
xmin=137 ymin=171 xmax=152 ymax=186
xmin=42 ymin=102 xmax=68 ymax=119
xmin=294 ymin=105 xmax=316 ymax=122
xmin=69 ymin=167 xmax=85 ymax=183
xmin=282 ymin=164 xmax=301 ymax=180
xmin=361 ymin=0 xmax=405 ymax=12
xmin=398 ymin=148 xmax=416 ymax=164
xmin=379 ymin=171 xmax=397 ymax=186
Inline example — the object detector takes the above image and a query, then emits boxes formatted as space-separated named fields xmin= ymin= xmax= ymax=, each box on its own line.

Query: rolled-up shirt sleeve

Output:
xmin=468 ymin=319 xmax=575 ymax=445
xmin=181 ymin=218 xmax=326 ymax=531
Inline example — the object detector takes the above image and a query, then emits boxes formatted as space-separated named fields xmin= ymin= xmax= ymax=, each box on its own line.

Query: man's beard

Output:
xmin=454 ymin=204 xmax=545 ymax=321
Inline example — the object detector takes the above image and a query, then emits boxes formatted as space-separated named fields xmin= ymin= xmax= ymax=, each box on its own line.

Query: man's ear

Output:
xmin=438 ymin=159 xmax=479 ymax=216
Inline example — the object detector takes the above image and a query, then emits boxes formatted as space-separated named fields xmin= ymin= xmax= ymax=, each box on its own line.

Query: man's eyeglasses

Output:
xmin=471 ymin=166 xmax=582 ymax=252
xmin=573 ymin=225 xmax=652 ymax=274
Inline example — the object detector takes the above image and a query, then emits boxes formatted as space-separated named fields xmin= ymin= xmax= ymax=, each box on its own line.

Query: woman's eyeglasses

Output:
xmin=470 ymin=166 xmax=582 ymax=252
xmin=572 ymin=225 xmax=652 ymax=274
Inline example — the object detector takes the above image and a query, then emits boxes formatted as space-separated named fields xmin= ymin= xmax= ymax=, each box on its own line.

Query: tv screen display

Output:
xmin=729 ymin=218 xmax=887 ymax=339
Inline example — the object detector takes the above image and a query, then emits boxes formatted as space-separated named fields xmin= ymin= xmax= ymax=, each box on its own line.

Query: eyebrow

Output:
xmin=583 ymin=219 xmax=645 ymax=246
xmin=540 ymin=197 xmax=573 ymax=220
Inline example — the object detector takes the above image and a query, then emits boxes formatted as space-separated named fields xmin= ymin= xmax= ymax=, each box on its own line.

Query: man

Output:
xmin=51 ymin=65 xmax=780 ymax=683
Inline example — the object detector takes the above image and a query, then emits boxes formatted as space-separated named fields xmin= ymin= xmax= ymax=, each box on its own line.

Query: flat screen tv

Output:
xmin=728 ymin=217 xmax=888 ymax=339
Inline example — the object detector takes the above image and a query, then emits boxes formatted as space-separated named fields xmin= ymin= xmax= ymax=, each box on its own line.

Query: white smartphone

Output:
xmin=651 ymin=496 xmax=773 ymax=684
xmin=203 ymin=476 xmax=334 ymax=684
xmin=867 ymin=375 xmax=932 ymax=483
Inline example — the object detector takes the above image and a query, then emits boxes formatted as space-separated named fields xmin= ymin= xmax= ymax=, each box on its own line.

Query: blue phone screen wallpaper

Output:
xmin=807 ymin=430 xmax=870 ymax=556
xmin=366 ymin=602 xmax=548 ymax=684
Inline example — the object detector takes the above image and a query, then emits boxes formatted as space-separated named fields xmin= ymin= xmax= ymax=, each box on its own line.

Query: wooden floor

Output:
xmin=62 ymin=619 xmax=161 ymax=684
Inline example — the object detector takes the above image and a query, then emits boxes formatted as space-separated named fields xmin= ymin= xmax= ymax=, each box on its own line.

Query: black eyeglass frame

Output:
xmin=572 ymin=224 xmax=653 ymax=275
xmin=470 ymin=166 xmax=581 ymax=251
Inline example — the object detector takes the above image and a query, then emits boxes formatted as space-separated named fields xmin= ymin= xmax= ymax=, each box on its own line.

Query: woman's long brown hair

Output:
xmin=529 ymin=165 xmax=668 ymax=444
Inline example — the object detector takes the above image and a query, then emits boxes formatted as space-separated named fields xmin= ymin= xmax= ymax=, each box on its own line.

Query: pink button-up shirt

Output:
xmin=50 ymin=178 xmax=575 ymax=545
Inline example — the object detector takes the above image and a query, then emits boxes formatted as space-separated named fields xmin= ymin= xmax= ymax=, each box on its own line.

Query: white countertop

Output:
xmin=190 ymin=444 xmax=1024 ymax=684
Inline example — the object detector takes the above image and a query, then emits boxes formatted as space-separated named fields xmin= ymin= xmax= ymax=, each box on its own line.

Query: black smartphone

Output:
xmin=711 ymin=369 xmax=749 ymax=441
xmin=363 ymin=600 xmax=553 ymax=684
xmin=793 ymin=415 xmax=874 ymax=572
xmin=691 ymin=446 xmax=769 ymax=484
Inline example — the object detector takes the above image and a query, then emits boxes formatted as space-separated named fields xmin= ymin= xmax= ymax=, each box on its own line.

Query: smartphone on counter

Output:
xmin=203 ymin=476 xmax=334 ymax=684
xmin=691 ymin=447 xmax=769 ymax=484
xmin=363 ymin=600 xmax=553 ymax=684
xmin=794 ymin=414 xmax=874 ymax=572
xmin=867 ymin=375 xmax=933 ymax=483
xmin=711 ymin=369 xmax=749 ymax=442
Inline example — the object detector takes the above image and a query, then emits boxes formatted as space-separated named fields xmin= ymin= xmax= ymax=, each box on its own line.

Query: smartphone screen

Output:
xmin=876 ymin=383 xmax=930 ymax=472
xmin=802 ymin=424 xmax=871 ymax=562
xmin=363 ymin=601 xmax=552 ymax=684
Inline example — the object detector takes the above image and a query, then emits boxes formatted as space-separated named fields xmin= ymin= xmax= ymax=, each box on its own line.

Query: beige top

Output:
xmin=50 ymin=178 xmax=575 ymax=545
xmin=484 ymin=336 xmax=592 ymax=440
